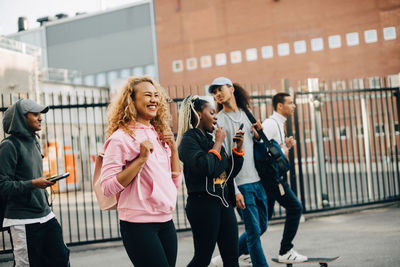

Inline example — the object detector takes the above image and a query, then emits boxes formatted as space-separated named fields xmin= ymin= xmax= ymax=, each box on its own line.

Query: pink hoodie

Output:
xmin=100 ymin=123 xmax=182 ymax=223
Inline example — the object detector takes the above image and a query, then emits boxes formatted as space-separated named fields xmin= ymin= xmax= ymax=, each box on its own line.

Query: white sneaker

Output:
xmin=238 ymin=254 xmax=252 ymax=266
xmin=278 ymin=249 xmax=308 ymax=263
xmin=211 ymin=255 xmax=223 ymax=267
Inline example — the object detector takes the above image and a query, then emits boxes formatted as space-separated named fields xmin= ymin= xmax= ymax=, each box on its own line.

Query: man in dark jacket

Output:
xmin=0 ymin=99 xmax=69 ymax=267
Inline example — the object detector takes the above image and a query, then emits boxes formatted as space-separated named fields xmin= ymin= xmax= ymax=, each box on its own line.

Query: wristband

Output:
xmin=208 ymin=149 xmax=222 ymax=161
xmin=232 ymin=147 xmax=245 ymax=156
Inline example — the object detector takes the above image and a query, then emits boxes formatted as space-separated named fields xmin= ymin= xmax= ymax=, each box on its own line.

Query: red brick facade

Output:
xmin=155 ymin=0 xmax=400 ymax=90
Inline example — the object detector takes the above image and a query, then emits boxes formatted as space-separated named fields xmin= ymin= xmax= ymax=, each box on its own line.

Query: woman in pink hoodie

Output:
xmin=100 ymin=76 xmax=182 ymax=267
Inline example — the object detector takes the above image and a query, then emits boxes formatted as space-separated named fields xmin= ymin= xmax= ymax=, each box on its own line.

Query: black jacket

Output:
xmin=0 ymin=100 xmax=51 ymax=220
xmin=178 ymin=128 xmax=244 ymax=206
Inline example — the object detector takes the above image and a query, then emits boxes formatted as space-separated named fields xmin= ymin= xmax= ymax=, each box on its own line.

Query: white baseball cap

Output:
xmin=208 ymin=77 xmax=233 ymax=93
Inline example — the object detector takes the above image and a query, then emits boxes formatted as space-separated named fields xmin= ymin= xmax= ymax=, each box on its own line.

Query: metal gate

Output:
xmin=292 ymin=87 xmax=400 ymax=212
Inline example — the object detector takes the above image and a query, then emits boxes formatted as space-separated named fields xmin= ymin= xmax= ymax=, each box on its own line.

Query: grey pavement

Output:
xmin=1 ymin=202 xmax=399 ymax=267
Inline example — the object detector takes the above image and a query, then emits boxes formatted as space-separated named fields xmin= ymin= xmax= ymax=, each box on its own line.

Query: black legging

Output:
xmin=186 ymin=193 xmax=239 ymax=267
xmin=120 ymin=219 xmax=177 ymax=267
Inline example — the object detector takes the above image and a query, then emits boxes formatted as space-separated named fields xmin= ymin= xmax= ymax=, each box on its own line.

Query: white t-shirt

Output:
xmin=3 ymin=212 xmax=55 ymax=227
xmin=216 ymin=110 xmax=261 ymax=193
xmin=262 ymin=111 xmax=286 ymax=146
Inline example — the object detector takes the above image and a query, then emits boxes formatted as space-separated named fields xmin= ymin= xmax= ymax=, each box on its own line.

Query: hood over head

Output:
xmin=2 ymin=99 xmax=48 ymax=138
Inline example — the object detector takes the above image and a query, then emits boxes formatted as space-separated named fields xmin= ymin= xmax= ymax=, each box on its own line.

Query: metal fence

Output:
xmin=292 ymin=87 xmax=400 ymax=212
xmin=1 ymin=81 xmax=399 ymax=252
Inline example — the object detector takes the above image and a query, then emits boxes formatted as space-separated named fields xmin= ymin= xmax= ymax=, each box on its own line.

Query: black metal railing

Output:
xmin=292 ymin=88 xmax=400 ymax=212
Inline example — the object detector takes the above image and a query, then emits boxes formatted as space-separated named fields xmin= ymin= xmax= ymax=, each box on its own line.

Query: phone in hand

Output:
xmin=233 ymin=123 xmax=244 ymax=142
xmin=47 ymin=172 xmax=70 ymax=182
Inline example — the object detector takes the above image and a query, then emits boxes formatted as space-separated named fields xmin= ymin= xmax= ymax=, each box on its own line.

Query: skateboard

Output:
xmin=271 ymin=256 xmax=340 ymax=267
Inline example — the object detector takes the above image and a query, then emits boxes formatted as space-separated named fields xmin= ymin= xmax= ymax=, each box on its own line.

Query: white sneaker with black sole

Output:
xmin=238 ymin=254 xmax=252 ymax=266
xmin=210 ymin=255 xmax=223 ymax=267
xmin=278 ymin=248 xmax=308 ymax=263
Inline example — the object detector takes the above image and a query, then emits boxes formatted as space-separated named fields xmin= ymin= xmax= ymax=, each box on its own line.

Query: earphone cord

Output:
xmin=205 ymin=154 xmax=235 ymax=208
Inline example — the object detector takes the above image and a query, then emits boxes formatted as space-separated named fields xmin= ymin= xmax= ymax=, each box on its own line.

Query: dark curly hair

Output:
xmin=215 ymin=83 xmax=250 ymax=112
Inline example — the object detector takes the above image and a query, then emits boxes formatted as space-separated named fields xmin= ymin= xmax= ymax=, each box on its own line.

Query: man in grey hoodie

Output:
xmin=0 ymin=99 xmax=69 ymax=267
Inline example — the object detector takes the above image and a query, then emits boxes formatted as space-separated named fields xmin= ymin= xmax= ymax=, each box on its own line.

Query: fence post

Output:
xmin=283 ymin=79 xmax=298 ymax=195
xmin=308 ymin=78 xmax=329 ymax=207
xmin=395 ymin=87 xmax=400 ymax=194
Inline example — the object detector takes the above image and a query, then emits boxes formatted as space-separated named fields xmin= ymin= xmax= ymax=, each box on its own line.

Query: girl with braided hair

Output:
xmin=177 ymin=95 xmax=245 ymax=267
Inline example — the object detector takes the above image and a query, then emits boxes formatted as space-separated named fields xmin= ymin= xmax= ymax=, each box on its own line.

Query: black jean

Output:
xmin=264 ymin=179 xmax=303 ymax=255
xmin=22 ymin=218 xmax=70 ymax=267
xmin=120 ymin=219 xmax=177 ymax=267
xmin=186 ymin=193 xmax=239 ymax=267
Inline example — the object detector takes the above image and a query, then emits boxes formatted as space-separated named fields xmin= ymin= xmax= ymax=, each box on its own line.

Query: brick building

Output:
xmin=155 ymin=0 xmax=400 ymax=90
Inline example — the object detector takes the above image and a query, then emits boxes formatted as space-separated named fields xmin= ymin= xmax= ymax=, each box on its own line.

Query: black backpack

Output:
xmin=0 ymin=135 xmax=20 ymax=229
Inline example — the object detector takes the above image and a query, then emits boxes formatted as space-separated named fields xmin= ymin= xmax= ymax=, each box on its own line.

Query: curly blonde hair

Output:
xmin=106 ymin=76 xmax=171 ymax=138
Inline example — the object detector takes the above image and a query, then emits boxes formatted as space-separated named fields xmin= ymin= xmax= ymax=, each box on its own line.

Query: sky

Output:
xmin=0 ymin=0 xmax=141 ymax=36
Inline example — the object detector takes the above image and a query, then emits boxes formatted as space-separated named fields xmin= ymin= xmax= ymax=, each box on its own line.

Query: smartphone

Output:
xmin=47 ymin=172 xmax=70 ymax=182
xmin=233 ymin=123 xmax=244 ymax=142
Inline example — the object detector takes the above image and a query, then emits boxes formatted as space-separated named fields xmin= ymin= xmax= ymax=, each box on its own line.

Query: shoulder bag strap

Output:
xmin=243 ymin=108 xmax=271 ymax=146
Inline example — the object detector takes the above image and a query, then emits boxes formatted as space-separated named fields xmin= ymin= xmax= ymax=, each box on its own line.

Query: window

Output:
xmin=328 ymin=35 xmax=341 ymax=49
xmin=133 ymin=66 xmax=144 ymax=76
xmin=246 ymin=48 xmax=258 ymax=61
xmin=215 ymin=53 xmax=227 ymax=66
xmin=374 ymin=124 xmax=385 ymax=136
xmin=311 ymin=37 xmax=324 ymax=51
xmin=261 ymin=45 xmax=273 ymax=59
xmin=356 ymin=125 xmax=364 ymax=137
xmin=322 ymin=128 xmax=331 ymax=140
xmin=383 ymin=27 xmax=396 ymax=40
xmin=304 ymin=129 xmax=311 ymax=143
xmin=294 ymin=40 xmax=307 ymax=54
xmin=336 ymin=126 xmax=348 ymax=139
xmin=96 ymin=73 xmax=106 ymax=87
xmin=277 ymin=43 xmax=290 ymax=56
xmin=230 ymin=50 xmax=242 ymax=64
xmin=346 ymin=32 xmax=359 ymax=46
xmin=73 ymin=76 xmax=82 ymax=85
xmin=172 ymin=60 xmax=183 ymax=72
xmin=186 ymin=58 xmax=197 ymax=70
xmin=364 ymin=29 xmax=378 ymax=43
xmin=84 ymin=75 xmax=94 ymax=86
xmin=120 ymin=68 xmax=131 ymax=78
xmin=200 ymin=55 xmax=212 ymax=68
xmin=144 ymin=65 xmax=155 ymax=77
xmin=107 ymin=71 xmax=118 ymax=84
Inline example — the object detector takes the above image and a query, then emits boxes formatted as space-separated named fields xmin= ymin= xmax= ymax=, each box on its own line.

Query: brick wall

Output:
xmin=155 ymin=0 xmax=400 ymax=90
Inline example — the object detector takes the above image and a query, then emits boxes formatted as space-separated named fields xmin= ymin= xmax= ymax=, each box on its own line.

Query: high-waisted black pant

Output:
xmin=120 ymin=219 xmax=177 ymax=267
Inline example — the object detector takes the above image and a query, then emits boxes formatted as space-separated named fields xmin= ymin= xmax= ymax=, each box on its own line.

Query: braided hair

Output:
xmin=176 ymin=95 xmax=208 ymax=146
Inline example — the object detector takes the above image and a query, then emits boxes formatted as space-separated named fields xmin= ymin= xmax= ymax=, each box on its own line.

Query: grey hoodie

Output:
xmin=0 ymin=100 xmax=51 ymax=220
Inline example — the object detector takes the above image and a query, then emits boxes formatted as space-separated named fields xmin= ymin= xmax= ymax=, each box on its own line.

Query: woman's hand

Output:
xmin=214 ymin=126 xmax=226 ymax=144
xmin=162 ymin=128 xmax=177 ymax=150
xmin=139 ymin=139 xmax=154 ymax=160
xmin=162 ymin=128 xmax=182 ymax=175
xmin=233 ymin=130 xmax=244 ymax=151
xmin=116 ymin=139 xmax=152 ymax=187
